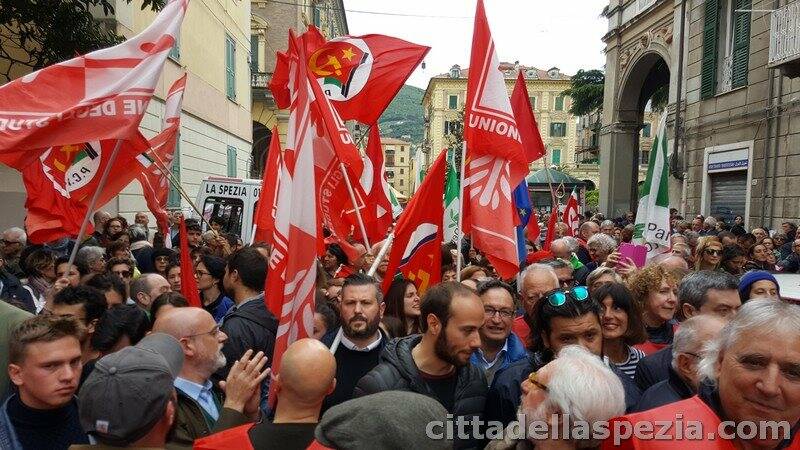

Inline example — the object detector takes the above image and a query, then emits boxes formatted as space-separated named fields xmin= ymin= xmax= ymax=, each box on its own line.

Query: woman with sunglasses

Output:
xmin=743 ymin=243 xmax=776 ymax=272
xmin=627 ymin=265 xmax=679 ymax=355
xmin=694 ymin=237 xmax=723 ymax=271
xmin=195 ymin=255 xmax=234 ymax=323
xmin=592 ymin=282 xmax=647 ymax=380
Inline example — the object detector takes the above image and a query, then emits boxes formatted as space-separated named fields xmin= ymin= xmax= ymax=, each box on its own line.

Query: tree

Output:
xmin=0 ymin=0 xmax=165 ymax=83
xmin=649 ymin=85 xmax=668 ymax=112
xmin=561 ymin=69 xmax=604 ymax=117
xmin=585 ymin=189 xmax=599 ymax=209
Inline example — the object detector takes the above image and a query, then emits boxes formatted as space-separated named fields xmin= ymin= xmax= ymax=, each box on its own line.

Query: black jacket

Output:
xmin=0 ymin=271 xmax=34 ymax=314
xmin=485 ymin=351 xmax=641 ymax=427
xmin=353 ymin=335 xmax=487 ymax=448
xmin=634 ymin=345 xmax=673 ymax=392
xmin=216 ymin=295 xmax=278 ymax=381
xmin=131 ymin=245 xmax=155 ymax=274
xmin=634 ymin=367 xmax=694 ymax=412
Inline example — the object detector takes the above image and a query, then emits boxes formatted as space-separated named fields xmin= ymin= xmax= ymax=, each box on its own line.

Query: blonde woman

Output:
xmin=694 ymin=237 xmax=723 ymax=271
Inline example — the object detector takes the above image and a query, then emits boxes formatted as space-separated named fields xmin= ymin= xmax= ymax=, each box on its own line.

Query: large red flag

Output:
xmin=381 ymin=150 xmax=446 ymax=295
xmin=360 ymin=125 xmax=393 ymax=242
xmin=266 ymin=32 xmax=322 ymax=408
xmin=562 ymin=188 xmax=579 ymax=237
xmin=252 ymin=128 xmax=282 ymax=244
xmin=527 ymin=209 xmax=541 ymax=244
xmin=462 ymin=0 xmax=528 ymax=279
xmin=0 ymin=0 xmax=188 ymax=168
xmin=510 ymin=71 xmax=546 ymax=164
xmin=543 ymin=206 xmax=559 ymax=251
xmin=179 ymin=217 xmax=202 ymax=307
xmin=271 ymin=26 xmax=429 ymax=125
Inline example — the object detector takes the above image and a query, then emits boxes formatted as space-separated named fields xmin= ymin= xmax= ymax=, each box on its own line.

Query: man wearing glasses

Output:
xmin=470 ymin=280 xmax=527 ymax=386
xmin=107 ymin=257 xmax=135 ymax=300
xmin=0 ymin=227 xmax=26 ymax=279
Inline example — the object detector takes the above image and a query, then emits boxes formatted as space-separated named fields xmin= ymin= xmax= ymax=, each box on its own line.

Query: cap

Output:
xmin=738 ymin=270 xmax=780 ymax=301
xmin=78 ymin=333 xmax=184 ymax=446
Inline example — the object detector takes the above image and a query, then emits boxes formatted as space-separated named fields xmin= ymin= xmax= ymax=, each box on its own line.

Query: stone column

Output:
xmin=599 ymin=121 xmax=640 ymax=217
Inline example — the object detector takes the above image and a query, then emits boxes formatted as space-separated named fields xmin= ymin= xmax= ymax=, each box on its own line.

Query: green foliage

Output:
xmin=585 ymin=189 xmax=599 ymax=208
xmin=649 ymin=85 xmax=668 ymax=112
xmin=562 ymin=69 xmax=605 ymax=117
xmin=378 ymin=85 xmax=425 ymax=144
xmin=0 ymin=0 xmax=165 ymax=83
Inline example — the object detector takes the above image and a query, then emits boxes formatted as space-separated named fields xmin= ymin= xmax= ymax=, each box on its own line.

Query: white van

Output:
xmin=194 ymin=176 xmax=261 ymax=240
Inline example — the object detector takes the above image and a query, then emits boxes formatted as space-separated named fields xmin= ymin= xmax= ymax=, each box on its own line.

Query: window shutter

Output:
xmin=701 ymin=0 xmax=720 ymax=99
xmin=250 ymin=35 xmax=259 ymax=73
xmin=731 ymin=0 xmax=751 ymax=88
xmin=225 ymin=35 xmax=236 ymax=100
xmin=167 ymin=139 xmax=181 ymax=208
xmin=227 ymin=146 xmax=237 ymax=177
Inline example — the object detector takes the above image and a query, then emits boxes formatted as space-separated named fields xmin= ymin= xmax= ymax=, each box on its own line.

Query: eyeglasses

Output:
xmin=527 ymin=371 xmax=548 ymax=392
xmin=183 ymin=325 xmax=220 ymax=339
xmin=1 ymin=239 xmax=19 ymax=245
xmin=194 ymin=270 xmax=211 ymax=277
xmin=155 ymin=256 xmax=170 ymax=263
xmin=112 ymin=270 xmax=132 ymax=278
xmin=484 ymin=307 xmax=515 ymax=319
xmin=543 ymin=286 xmax=589 ymax=307
xmin=703 ymin=249 xmax=722 ymax=256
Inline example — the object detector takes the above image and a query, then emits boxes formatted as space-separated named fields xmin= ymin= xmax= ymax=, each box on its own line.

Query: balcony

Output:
xmin=769 ymin=3 xmax=800 ymax=78
xmin=251 ymin=72 xmax=271 ymax=88
xmin=251 ymin=72 xmax=275 ymax=105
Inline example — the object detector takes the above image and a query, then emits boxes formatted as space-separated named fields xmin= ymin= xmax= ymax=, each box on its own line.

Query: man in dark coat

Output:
xmin=354 ymin=282 xmax=487 ymax=449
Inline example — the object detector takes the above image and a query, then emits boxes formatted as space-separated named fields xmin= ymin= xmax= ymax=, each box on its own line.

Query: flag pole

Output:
xmin=455 ymin=141 xmax=467 ymax=280
xmin=249 ymin=225 xmax=258 ymax=246
xmin=146 ymin=150 xmax=210 ymax=229
xmin=367 ymin=233 xmax=394 ymax=277
xmin=67 ymin=139 xmax=125 ymax=268
xmin=339 ymin=162 xmax=371 ymax=250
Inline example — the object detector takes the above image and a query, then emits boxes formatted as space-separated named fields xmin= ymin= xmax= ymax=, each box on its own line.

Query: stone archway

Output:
xmin=251 ymin=121 xmax=271 ymax=178
xmin=599 ymin=48 xmax=670 ymax=217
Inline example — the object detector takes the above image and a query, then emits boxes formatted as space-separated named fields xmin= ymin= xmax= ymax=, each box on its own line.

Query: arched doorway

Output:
xmin=599 ymin=51 xmax=670 ymax=217
xmin=251 ymin=121 xmax=271 ymax=178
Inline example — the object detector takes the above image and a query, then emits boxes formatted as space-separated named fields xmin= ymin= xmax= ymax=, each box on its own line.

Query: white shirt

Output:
xmin=339 ymin=331 xmax=383 ymax=352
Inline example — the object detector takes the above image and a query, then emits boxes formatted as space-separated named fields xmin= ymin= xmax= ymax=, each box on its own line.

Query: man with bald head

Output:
xmin=512 ymin=264 xmax=560 ymax=346
xmin=576 ymin=221 xmax=599 ymax=264
xmin=194 ymin=338 xmax=336 ymax=449
xmin=153 ymin=307 xmax=269 ymax=447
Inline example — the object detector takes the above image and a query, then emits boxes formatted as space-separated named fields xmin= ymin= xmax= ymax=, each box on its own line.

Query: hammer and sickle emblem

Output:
xmin=309 ymin=50 xmax=342 ymax=77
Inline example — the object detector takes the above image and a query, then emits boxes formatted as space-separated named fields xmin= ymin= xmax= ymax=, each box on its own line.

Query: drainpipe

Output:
xmin=762 ymin=72 xmax=775 ymax=227
xmin=768 ymin=68 xmax=783 ymax=227
xmin=674 ymin=0 xmax=687 ymax=215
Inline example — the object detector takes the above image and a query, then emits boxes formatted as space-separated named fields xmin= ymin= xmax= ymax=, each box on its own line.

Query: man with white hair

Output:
xmin=608 ymin=300 xmax=800 ymax=448
xmin=634 ymin=315 xmax=725 ymax=412
xmin=700 ymin=216 xmax=718 ymax=236
xmin=586 ymin=233 xmax=617 ymax=272
xmin=487 ymin=345 xmax=626 ymax=449
xmin=600 ymin=220 xmax=616 ymax=237
xmin=575 ymin=222 xmax=599 ymax=265
xmin=512 ymin=264 xmax=559 ymax=346
xmin=1 ymin=227 xmax=26 ymax=278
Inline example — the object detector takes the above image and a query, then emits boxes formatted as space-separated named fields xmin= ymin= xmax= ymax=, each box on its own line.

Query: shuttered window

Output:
xmin=167 ymin=140 xmax=181 ymax=208
xmin=448 ymin=95 xmax=458 ymax=109
xmin=555 ymin=95 xmax=564 ymax=111
xmin=701 ymin=0 xmax=720 ymax=99
xmin=227 ymin=146 xmax=237 ymax=177
xmin=250 ymin=35 xmax=259 ymax=73
xmin=731 ymin=0 xmax=751 ymax=89
xmin=551 ymin=149 xmax=561 ymax=165
xmin=225 ymin=34 xmax=236 ymax=101
xmin=709 ymin=171 xmax=747 ymax=223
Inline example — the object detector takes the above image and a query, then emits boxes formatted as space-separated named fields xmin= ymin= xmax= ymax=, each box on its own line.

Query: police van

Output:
xmin=194 ymin=177 xmax=261 ymax=240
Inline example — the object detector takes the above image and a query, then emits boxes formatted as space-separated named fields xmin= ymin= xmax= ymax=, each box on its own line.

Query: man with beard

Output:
xmin=153 ymin=308 xmax=269 ymax=447
xmin=355 ymin=282 xmax=487 ymax=449
xmin=321 ymin=274 xmax=386 ymax=413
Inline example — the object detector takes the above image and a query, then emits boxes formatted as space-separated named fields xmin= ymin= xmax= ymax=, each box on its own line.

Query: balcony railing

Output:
xmin=251 ymin=72 xmax=271 ymax=88
xmin=769 ymin=3 xmax=800 ymax=77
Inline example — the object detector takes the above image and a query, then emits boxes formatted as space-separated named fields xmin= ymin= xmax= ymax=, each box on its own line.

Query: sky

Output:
xmin=344 ymin=0 xmax=610 ymax=89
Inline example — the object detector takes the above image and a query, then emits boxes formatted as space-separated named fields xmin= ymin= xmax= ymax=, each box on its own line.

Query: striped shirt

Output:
xmin=612 ymin=346 xmax=646 ymax=380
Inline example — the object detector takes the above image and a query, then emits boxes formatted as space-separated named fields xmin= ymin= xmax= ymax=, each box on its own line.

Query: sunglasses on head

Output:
xmin=542 ymin=286 xmax=589 ymax=307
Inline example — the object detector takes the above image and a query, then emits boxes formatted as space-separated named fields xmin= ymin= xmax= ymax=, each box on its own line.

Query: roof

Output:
xmin=433 ymin=63 xmax=572 ymax=81
xmin=380 ymin=137 xmax=411 ymax=145
xmin=526 ymin=168 xmax=586 ymax=185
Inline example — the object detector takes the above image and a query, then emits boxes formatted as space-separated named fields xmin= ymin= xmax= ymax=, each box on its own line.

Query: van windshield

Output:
xmin=203 ymin=197 xmax=244 ymax=237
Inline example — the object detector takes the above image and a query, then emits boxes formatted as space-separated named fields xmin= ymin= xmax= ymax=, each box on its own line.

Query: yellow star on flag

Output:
xmin=341 ymin=47 xmax=356 ymax=61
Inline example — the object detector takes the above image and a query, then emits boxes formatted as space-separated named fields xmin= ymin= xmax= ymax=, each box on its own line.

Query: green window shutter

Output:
xmin=250 ymin=35 xmax=259 ymax=73
xmin=529 ymin=96 xmax=537 ymax=110
xmin=225 ymin=35 xmax=236 ymax=100
xmin=701 ymin=0 xmax=720 ymax=99
xmin=448 ymin=95 xmax=458 ymax=109
xmin=313 ymin=6 xmax=321 ymax=27
xmin=169 ymin=36 xmax=180 ymax=61
xmin=731 ymin=0 xmax=751 ymax=88
xmin=167 ymin=139 xmax=181 ymax=208
xmin=227 ymin=146 xmax=237 ymax=177
xmin=551 ymin=149 xmax=561 ymax=165
xmin=555 ymin=95 xmax=564 ymax=111
xmin=642 ymin=123 xmax=651 ymax=137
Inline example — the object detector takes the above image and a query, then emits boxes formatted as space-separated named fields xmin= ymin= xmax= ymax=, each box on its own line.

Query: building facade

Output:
xmin=382 ymin=137 xmax=413 ymax=199
xmin=250 ymin=0 xmax=347 ymax=177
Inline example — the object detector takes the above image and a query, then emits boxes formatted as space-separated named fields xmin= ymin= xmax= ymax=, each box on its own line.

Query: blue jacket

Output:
xmin=469 ymin=332 xmax=528 ymax=385
xmin=205 ymin=294 xmax=235 ymax=324
xmin=634 ymin=345 xmax=673 ymax=391
xmin=0 ymin=396 xmax=22 ymax=450
xmin=634 ymin=367 xmax=694 ymax=412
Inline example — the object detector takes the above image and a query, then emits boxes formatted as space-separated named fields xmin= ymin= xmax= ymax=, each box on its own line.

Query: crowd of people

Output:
xmin=0 ymin=207 xmax=799 ymax=449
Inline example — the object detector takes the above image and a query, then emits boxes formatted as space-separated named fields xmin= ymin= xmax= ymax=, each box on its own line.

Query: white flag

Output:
xmin=634 ymin=115 xmax=671 ymax=260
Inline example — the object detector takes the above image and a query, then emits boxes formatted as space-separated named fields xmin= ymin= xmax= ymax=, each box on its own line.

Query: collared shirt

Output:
xmin=474 ymin=339 xmax=509 ymax=371
xmin=339 ymin=332 xmax=382 ymax=352
xmin=174 ymin=377 xmax=219 ymax=421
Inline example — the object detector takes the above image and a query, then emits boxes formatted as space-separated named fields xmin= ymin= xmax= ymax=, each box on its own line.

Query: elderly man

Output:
xmin=129 ymin=224 xmax=155 ymax=274
xmin=130 ymin=273 xmax=171 ymax=313
xmin=470 ymin=280 xmax=527 ymax=385
xmin=607 ymin=300 xmax=800 ymax=448
xmin=655 ymin=253 xmax=690 ymax=272
xmin=634 ymin=315 xmax=725 ymax=412
xmin=777 ymin=239 xmax=800 ymax=273
xmin=700 ymin=216 xmax=718 ymax=236
xmin=75 ymin=246 xmax=106 ymax=277
xmin=512 ymin=264 xmax=560 ymax=346
xmin=487 ymin=346 xmax=626 ymax=450
xmin=600 ymin=220 xmax=616 ymax=237
xmin=152 ymin=308 xmax=267 ymax=447
xmin=1 ymin=227 xmax=26 ymax=278
xmin=586 ymin=233 xmax=617 ymax=271
xmin=89 ymin=210 xmax=111 ymax=245
xmin=575 ymin=221 xmax=599 ymax=264
xmin=752 ymin=227 xmax=768 ymax=243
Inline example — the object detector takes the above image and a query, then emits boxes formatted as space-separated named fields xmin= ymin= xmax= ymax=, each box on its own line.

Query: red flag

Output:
xmin=360 ymin=125 xmax=393 ymax=242
xmin=179 ymin=216 xmax=202 ymax=307
xmin=562 ymin=188 xmax=579 ymax=237
xmin=527 ymin=209 xmax=541 ymax=244
xmin=253 ymin=128 xmax=282 ymax=244
xmin=0 ymin=0 xmax=188 ymax=168
xmin=266 ymin=32 xmax=324 ymax=408
xmin=272 ymin=26 xmax=429 ymax=125
xmin=462 ymin=0 xmax=528 ymax=279
xmin=543 ymin=206 xmax=559 ymax=251
xmin=510 ymin=71 xmax=546 ymax=163
xmin=381 ymin=150 xmax=446 ymax=295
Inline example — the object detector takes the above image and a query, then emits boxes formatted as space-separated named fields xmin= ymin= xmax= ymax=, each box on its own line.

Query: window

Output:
xmin=225 ymin=34 xmax=236 ymax=101
xmin=640 ymin=149 xmax=651 ymax=166
xmin=444 ymin=120 xmax=460 ymax=135
xmin=551 ymin=149 xmax=561 ymax=165
xmin=167 ymin=140 xmax=181 ymax=208
xmin=227 ymin=146 xmax=237 ymax=177
xmin=385 ymin=149 xmax=395 ymax=166
xmin=529 ymin=96 xmax=537 ymax=110
xmin=250 ymin=35 xmax=259 ymax=73
xmin=169 ymin=36 xmax=180 ymax=61
xmin=448 ymin=95 xmax=458 ymax=110
xmin=555 ymin=95 xmax=565 ymax=111
xmin=399 ymin=179 xmax=404 ymax=186
xmin=550 ymin=122 xmax=567 ymax=137
xmin=203 ymin=197 xmax=244 ymax=236
xmin=313 ymin=5 xmax=321 ymax=27
xmin=701 ymin=0 xmax=751 ymax=98
xmin=400 ymin=157 xmax=404 ymax=163
xmin=399 ymin=168 xmax=404 ymax=175
xmin=642 ymin=123 xmax=652 ymax=137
